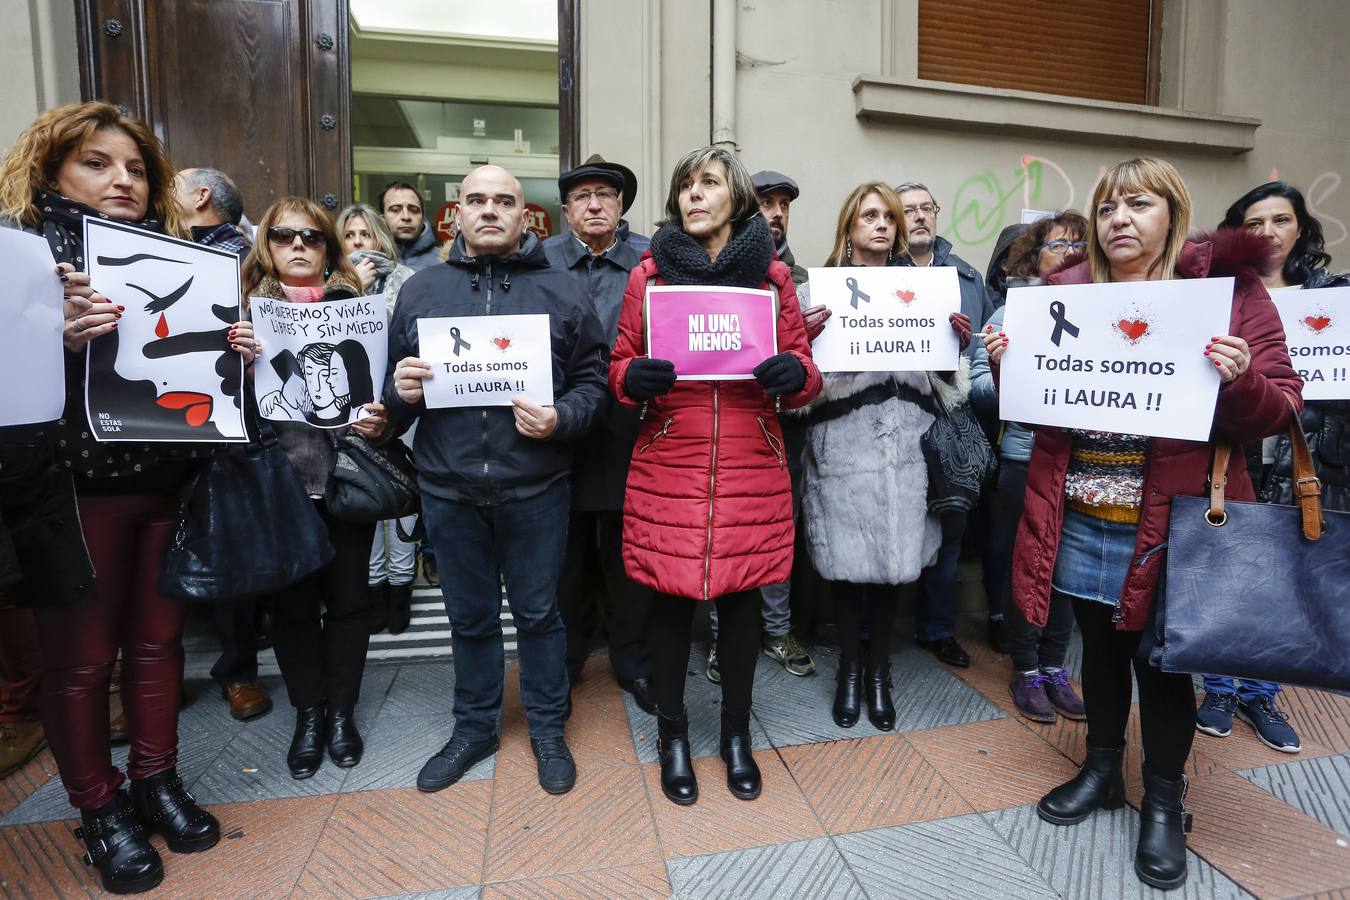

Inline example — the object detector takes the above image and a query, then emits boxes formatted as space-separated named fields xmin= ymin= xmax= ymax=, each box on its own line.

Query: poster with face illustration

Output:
xmin=84 ymin=218 xmax=247 ymax=442
xmin=250 ymin=295 xmax=388 ymax=427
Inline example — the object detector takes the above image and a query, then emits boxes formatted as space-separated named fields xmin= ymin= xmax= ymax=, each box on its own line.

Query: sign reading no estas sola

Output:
xmin=998 ymin=278 xmax=1233 ymax=442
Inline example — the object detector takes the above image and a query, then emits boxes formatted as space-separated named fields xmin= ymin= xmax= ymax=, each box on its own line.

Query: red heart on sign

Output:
xmin=1118 ymin=319 xmax=1149 ymax=340
xmin=493 ymin=336 xmax=511 ymax=351
xmin=895 ymin=289 xmax=916 ymax=304
xmin=1305 ymin=315 xmax=1332 ymax=332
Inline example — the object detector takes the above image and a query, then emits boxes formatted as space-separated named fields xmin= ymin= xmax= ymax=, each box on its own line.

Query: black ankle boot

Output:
xmin=75 ymin=790 xmax=163 ymax=894
xmin=864 ymin=662 xmax=896 ymax=731
xmin=387 ymin=582 xmax=413 ymax=635
xmin=130 ymin=769 xmax=220 ymax=853
xmin=367 ymin=581 xmax=389 ymax=635
xmin=1037 ymin=744 xmax=1126 ymax=825
xmin=288 ymin=705 xmax=326 ymax=779
xmin=1135 ymin=767 xmax=1192 ymax=890
xmin=833 ymin=659 xmax=862 ymax=727
xmin=656 ymin=708 xmax=697 ymax=805
xmin=327 ymin=708 xmax=364 ymax=767
xmin=720 ymin=705 xmax=761 ymax=800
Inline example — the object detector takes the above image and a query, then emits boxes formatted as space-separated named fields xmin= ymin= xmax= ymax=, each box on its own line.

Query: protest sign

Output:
xmin=251 ymin=295 xmax=388 ymax=427
xmin=0 ymin=228 xmax=65 ymax=427
xmin=417 ymin=314 xmax=553 ymax=408
xmin=1271 ymin=285 xmax=1350 ymax=400
xmin=644 ymin=286 xmax=777 ymax=380
xmin=998 ymin=278 xmax=1233 ymax=442
xmin=806 ymin=266 xmax=961 ymax=372
xmin=83 ymin=218 xmax=247 ymax=442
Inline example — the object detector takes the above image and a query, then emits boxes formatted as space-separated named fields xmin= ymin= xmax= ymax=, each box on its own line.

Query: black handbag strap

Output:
xmin=1208 ymin=396 xmax=1323 ymax=540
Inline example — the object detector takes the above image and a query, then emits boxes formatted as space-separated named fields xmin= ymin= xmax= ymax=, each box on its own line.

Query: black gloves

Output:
xmin=625 ymin=357 xmax=677 ymax=400
xmin=753 ymin=352 xmax=806 ymax=397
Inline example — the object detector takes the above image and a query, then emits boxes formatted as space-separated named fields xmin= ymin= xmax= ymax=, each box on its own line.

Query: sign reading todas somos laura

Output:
xmin=1271 ymin=285 xmax=1350 ymax=401
xmin=805 ymin=266 xmax=961 ymax=372
xmin=644 ymin=286 xmax=778 ymax=380
xmin=83 ymin=218 xmax=247 ymax=442
xmin=417 ymin=314 xmax=554 ymax=408
xmin=998 ymin=278 xmax=1234 ymax=442
xmin=251 ymin=296 xmax=389 ymax=428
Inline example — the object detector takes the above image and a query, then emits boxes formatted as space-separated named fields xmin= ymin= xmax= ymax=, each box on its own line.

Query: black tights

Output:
xmin=1073 ymin=596 xmax=1196 ymax=779
xmin=832 ymin=582 xmax=898 ymax=668
xmin=648 ymin=590 xmax=759 ymax=719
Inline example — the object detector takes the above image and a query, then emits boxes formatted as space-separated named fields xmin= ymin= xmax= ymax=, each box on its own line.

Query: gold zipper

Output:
xmin=703 ymin=385 xmax=720 ymax=600
xmin=638 ymin=417 xmax=674 ymax=453
xmin=756 ymin=416 xmax=784 ymax=468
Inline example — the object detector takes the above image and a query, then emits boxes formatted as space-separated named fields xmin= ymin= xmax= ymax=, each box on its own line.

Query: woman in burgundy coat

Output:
xmin=609 ymin=146 xmax=822 ymax=806
xmin=982 ymin=157 xmax=1299 ymax=890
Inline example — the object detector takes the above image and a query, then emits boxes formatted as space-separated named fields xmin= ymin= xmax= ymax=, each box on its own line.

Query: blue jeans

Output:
xmin=1202 ymin=674 xmax=1280 ymax=702
xmin=916 ymin=511 xmax=967 ymax=641
xmin=421 ymin=479 xmax=571 ymax=741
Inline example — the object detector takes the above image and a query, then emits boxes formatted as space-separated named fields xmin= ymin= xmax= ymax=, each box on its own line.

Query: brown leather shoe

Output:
xmin=223 ymin=682 xmax=273 ymax=721
xmin=0 ymin=721 xmax=46 ymax=778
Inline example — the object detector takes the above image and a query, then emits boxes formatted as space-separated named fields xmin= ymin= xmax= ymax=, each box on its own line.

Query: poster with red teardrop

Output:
xmin=1271 ymin=285 xmax=1350 ymax=400
xmin=82 ymin=218 xmax=248 ymax=442
xmin=998 ymin=278 xmax=1233 ymax=442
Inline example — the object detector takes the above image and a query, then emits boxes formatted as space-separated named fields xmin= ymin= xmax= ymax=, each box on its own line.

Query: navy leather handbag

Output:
xmin=1155 ymin=420 xmax=1350 ymax=693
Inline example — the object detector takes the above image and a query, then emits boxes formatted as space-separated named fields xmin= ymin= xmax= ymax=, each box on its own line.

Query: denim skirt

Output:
xmin=1051 ymin=507 xmax=1139 ymax=606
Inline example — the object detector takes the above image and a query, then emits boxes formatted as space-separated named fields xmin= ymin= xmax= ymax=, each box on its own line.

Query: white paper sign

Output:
xmin=806 ymin=266 xmax=961 ymax=372
xmin=417 ymin=314 xmax=553 ymax=408
xmin=84 ymin=218 xmax=247 ymax=442
xmin=0 ymin=229 xmax=65 ymax=427
xmin=999 ymin=278 xmax=1233 ymax=441
xmin=1271 ymin=285 xmax=1350 ymax=400
xmin=251 ymin=295 xmax=389 ymax=427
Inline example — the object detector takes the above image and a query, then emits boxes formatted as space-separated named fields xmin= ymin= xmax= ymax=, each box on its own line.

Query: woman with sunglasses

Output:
xmin=241 ymin=198 xmax=387 ymax=780
xmin=971 ymin=210 xmax=1089 ymax=724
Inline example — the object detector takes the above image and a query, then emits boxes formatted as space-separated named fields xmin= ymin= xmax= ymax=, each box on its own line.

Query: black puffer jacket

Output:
xmin=385 ymin=231 xmax=608 ymax=505
xmin=1261 ymin=268 xmax=1350 ymax=510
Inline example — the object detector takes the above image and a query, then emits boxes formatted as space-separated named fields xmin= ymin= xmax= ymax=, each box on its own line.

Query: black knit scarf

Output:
xmin=649 ymin=213 xmax=775 ymax=288
xmin=32 ymin=190 xmax=163 ymax=270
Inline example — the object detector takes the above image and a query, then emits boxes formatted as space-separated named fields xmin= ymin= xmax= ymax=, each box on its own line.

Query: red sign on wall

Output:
xmin=433 ymin=202 xmax=458 ymax=243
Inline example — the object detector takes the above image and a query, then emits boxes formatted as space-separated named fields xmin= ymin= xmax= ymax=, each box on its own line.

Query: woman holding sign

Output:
xmin=0 ymin=101 xmax=243 ymax=894
xmin=983 ymin=157 xmax=1299 ymax=890
xmin=798 ymin=182 xmax=975 ymax=732
xmin=241 ymin=198 xmax=387 ymax=782
xmin=609 ymin=147 xmax=822 ymax=805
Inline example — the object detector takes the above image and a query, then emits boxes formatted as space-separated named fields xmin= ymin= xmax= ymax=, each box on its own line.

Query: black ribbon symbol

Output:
xmin=1048 ymin=300 xmax=1080 ymax=346
xmin=450 ymin=326 xmax=472 ymax=356
xmin=845 ymin=276 xmax=871 ymax=309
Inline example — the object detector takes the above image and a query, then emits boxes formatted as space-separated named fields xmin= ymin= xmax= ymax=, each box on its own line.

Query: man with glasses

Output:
xmin=895 ymin=182 xmax=995 ymax=669
xmin=544 ymin=156 xmax=657 ymax=715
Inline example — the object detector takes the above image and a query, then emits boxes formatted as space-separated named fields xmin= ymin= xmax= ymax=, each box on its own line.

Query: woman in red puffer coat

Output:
xmin=609 ymin=146 xmax=821 ymax=807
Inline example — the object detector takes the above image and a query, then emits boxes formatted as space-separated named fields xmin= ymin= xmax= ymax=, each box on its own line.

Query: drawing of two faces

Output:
xmin=262 ymin=340 xmax=373 ymax=428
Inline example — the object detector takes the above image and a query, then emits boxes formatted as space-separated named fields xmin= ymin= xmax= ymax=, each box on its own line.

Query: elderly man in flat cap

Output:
xmin=544 ymin=155 xmax=657 ymax=716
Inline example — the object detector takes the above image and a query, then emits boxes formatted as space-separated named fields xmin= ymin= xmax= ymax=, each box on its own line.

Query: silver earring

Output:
xmin=845 ymin=238 xmax=853 ymax=262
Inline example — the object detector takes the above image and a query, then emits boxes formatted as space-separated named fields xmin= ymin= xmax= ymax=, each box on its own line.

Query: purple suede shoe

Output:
xmin=1044 ymin=668 xmax=1086 ymax=720
xmin=1010 ymin=672 xmax=1055 ymax=723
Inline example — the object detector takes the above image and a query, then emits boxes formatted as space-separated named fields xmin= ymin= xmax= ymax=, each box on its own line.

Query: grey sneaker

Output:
xmin=706 ymin=645 xmax=721 ymax=684
xmin=763 ymin=633 xmax=815 ymax=676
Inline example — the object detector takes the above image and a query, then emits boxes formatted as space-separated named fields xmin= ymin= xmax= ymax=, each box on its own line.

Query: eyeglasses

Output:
xmin=566 ymin=187 xmax=619 ymax=205
xmin=1040 ymin=239 xmax=1087 ymax=255
xmin=267 ymin=226 xmax=326 ymax=248
xmin=902 ymin=203 xmax=940 ymax=218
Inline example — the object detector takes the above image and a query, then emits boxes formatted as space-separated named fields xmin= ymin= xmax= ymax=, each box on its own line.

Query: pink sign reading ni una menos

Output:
xmin=644 ymin=286 xmax=779 ymax=380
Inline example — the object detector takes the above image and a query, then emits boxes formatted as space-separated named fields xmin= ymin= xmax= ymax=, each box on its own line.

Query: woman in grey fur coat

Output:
xmin=799 ymin=182 xmax=974 ymax=731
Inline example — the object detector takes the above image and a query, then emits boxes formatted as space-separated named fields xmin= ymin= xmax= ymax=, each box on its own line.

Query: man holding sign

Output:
xmin=387 ymin=165 xmax=607 ymax=797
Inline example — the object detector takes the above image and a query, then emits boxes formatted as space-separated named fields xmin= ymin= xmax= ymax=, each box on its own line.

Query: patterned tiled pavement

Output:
xmin=2 ymin=619 xmax=1349 ymax=899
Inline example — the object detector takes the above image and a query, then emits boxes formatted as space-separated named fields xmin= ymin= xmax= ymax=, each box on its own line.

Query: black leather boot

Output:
xmin=720 ymin=705 xmax=761 ymax=800
xmin=1037 ymin=744 xmax=1126 ymax=825
xmin=833 ymin=659 xmax=862 ymax=728
xmin=366 ymin=581 xmax=389 ymax=635
xmin=130 ymin=769 xmax=220 ymax=853
xmin=1135 ymin=767 xmax=1192 ymax=890
xmin=327 ymin=708 xmax=364 ymax=767
xmin=74 ymin=790 xmax=163 ymax=894
xmin=387 ymin=582 xmax=413 ymax=635
xmin=864 ymin=662 xmax=896 ymax=731
xmin=656 ymin=708 xmax=697 ymax=805
xmin=287 ymin=705 xmax=326 ymax=779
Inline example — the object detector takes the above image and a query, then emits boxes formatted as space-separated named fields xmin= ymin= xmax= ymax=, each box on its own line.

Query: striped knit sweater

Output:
xmin=1064 ymin=430 xmax=1148 ymax=524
